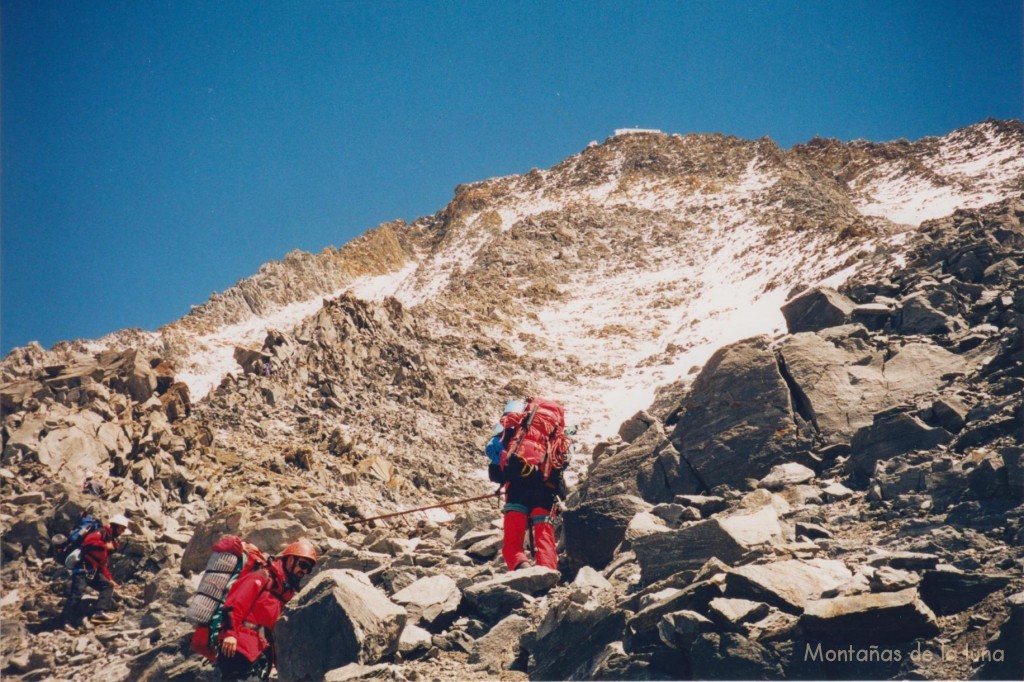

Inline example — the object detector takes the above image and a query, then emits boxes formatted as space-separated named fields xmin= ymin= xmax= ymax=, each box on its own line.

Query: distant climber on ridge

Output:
xmin=59 ymin=513 xmax=131 ymax=627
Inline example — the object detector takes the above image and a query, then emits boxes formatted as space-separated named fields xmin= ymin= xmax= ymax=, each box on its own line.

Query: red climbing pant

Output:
xmin=502 ymin=507 xmax=558 ymax=571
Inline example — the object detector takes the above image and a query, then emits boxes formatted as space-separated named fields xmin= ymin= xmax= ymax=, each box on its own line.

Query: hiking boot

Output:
xmin=90 ymin=611 xmax=118 ymax=625
xmin=514 ymin=559 xmax=534 ymax=570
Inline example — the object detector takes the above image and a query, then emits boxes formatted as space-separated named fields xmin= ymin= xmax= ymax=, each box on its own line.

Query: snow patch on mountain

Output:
xmin=853 ymin=120 xmax=1024 ymax=226
xmin=514 ymin=221 xmax=866 ymax=441
xmin=176 ymin=286 xmax=352 ymax=400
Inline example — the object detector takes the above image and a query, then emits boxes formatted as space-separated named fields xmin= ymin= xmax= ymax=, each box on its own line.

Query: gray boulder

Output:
xmin=390 ymin=574 xmax=460 ymax=631
xmin=848 ymin=412 xmax=953 ymax=478
xmin=632 ymin=506 xmax=782 ymax=584
xmin=851 ymin=302 xmax=894 ymax=330
xmin=928 ymin=396 xmax=969 ymax=433
xmin=397 ymin=623 xmax=432 ymax=658
xmin=758 ymin=462 xmax=815 ymax=490
xmin=617 ymin=410 xmax=657 ymax=443
xmin=582 ymin=423 xmax=669 ymax=500
xmin=463 ymin=584 xmax=533 ymax=625
xmin=708 ymin=597 xmax=770 ymax=628
xmin=467 ymin=614 xmax=531 ymax=672
xmin=463 ymin=566 xmax=556 ymax=623
xmin=674 ymin=494 xmax=729 ymax=516
xmin=781 ymin=287 xmax=855 ymax=333
xmin=777 ymin=334 xmax=966 ymax=442
xmin=528 ymin=581 xmax=626 ymax=681
xmin=626 ymin=580 xmax=724 ymax=651
xmin=669 ymin=337 xmax=800 ymax=490
xmin=690 ymin=632 xmax=785 ymax=680
xmin=918 ymin=568 xmax=1011 ymax=615
xmin=636 ymin=441 xmax=704 ymax=503
xmin=276 ymin=570 xmax=406 ymax=681
xmin=36 ymin=423 xmax=110 ymax=484
xmin=464 ymin=565 xmax=559 ymax=598
xmin=900 ymin=295 xmax=963 ymax=334
xmin=801 ymin=588 xmax=939 ymax=644
xmin=657 ymin=610 xmax=715 ymax=650
xmin=724 ymin=559 xmax=852 ymax=613
xmin=562 ymin=495 xmax=651 ymax=569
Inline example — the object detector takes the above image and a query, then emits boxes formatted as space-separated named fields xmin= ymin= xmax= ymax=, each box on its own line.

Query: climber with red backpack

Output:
xmin=191 ymin=537 xmax=318 ymax=681
xmin=486 ymin=398 xmax=574 ymax=572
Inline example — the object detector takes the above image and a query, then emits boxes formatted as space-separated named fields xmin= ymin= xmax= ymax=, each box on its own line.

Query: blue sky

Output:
xmin=2 ymin=1 xmax=1021 ymax=354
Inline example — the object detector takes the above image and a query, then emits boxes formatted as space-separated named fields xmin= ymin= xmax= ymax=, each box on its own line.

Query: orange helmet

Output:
xmin=281 ymin=538 xmax=318 ymax=565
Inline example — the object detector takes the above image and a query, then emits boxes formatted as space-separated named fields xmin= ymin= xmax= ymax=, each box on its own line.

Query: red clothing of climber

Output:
xmin=487 ymin=398 xmax=572 ymax=572
xmin=501 ymin=463 xmax=560 ymax=570
xmin=216 ymin=539 xmax=318 ymax=681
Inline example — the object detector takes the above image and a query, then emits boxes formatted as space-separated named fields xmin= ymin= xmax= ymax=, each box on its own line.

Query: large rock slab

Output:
xmin=669 ymin=337 xmax=800 ymax=490
xmin=463 ymin=566 xmax=556 ymax=624
xmin=900 ymin=294 xmax=963 ymax=334
xmin=781 ymin=287 xmax=855 ymax=333
xmin=758 ymin=462 xmax=815 ymax=490
xmin=582 ymin=423 xmax=668 ymax=500
xmin=725 ymin=559 xmax=853 ymax=613
xmin=464 ymin=565 xmax=559 ymax=598
xmin=777 ymin=334 xmax=967 ymax=443
xmin=708 ymin=597 xmax=770 ymax=628
xmin=36 ymin=424 xmax=110 ymax=483
xmin=657 ymin=610 xmax=715 ymax=650
xmin=562 ymin=495 xmax=651 ymax=569
xmin=801 ymin=588 xmax=939 ymax=644
xmin=390 ymin=574 xmax=460 ymax=631
xmin=848 ymin=412 xmax=953 ymax=477
xmin=632 ymin=506 xmax=783 ymax=585
xmin=467 ymin=614 xmax=531 ymax=673
xmin=918 ymin=568 xmax=1011 ymax=615
xmin=617 ymin=410 xmax=657 ymax=443
xmin=690 ymin=632 xmax=785 ymax=680
xmin=636 ymin=441 xmax=704 ymax=503
xmin=276 ymin=570 xmax=406 ymax=681
xmin=244 ymin=518 xmax=308 ymax=555
xmin=528 ymin=581 xmax=626 ymax=681
xmin=625 ymin=580 xmax=723 ymax=651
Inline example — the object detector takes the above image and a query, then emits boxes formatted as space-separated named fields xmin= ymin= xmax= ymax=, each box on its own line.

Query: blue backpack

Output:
xmin=58 ymin=516 xmax=103 ymax=566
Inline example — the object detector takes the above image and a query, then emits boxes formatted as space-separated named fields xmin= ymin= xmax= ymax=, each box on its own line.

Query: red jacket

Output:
xmin=80 ymin=526 xmax=118 ymax=580
xmin=218 ymin=560 xmax=295 ymax=663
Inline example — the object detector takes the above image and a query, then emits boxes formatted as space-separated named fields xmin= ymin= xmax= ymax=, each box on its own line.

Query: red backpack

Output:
xmin=187 ymin=536 xmax=268 ymax=662
xmin=499 ymin=397 xmax=572 ymax=481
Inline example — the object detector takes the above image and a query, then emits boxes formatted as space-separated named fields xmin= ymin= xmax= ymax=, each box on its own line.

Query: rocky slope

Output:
xmin=1 ymin=121 xmax=1022 ymax=681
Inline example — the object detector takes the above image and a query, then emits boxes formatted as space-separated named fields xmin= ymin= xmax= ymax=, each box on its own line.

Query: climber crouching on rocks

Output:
xmin=216 ymin=539 xmax=318 ymax=681
xmin=486 ymin=398 xmax=573 ymax=572
xmin=60 ymin=513 xmax=130 ymax=627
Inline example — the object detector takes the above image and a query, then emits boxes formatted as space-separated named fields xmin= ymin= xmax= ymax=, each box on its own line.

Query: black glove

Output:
xmin=488 ymin=463 xmax=505 ymax=485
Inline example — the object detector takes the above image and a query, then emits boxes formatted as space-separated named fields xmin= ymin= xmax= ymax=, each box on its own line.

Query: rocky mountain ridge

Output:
xmin=1 ymin=121 xmax=1022 ymax=681
xmin=11 ymin=120 xmax=1021 ymax=438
